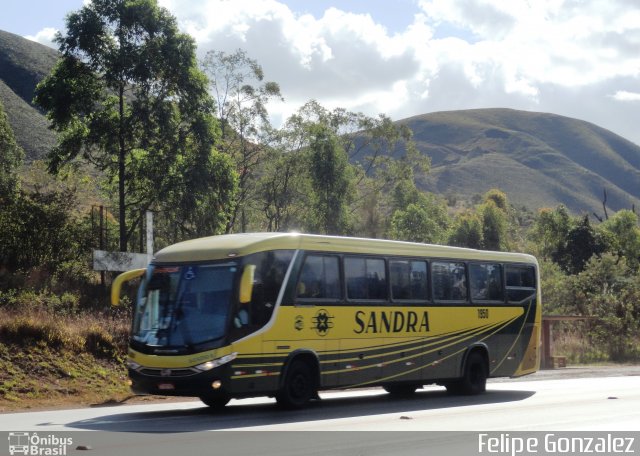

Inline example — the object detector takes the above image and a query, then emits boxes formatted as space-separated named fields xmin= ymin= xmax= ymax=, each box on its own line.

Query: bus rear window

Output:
xmin=505 ymin=265 xmax=536 ymax=303
xmin=506 ymin=265 xmax=536 ymax=288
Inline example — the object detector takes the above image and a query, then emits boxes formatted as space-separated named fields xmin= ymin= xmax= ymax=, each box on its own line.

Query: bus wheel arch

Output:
xmin=276 ymin=350 xmax=320 ymax=409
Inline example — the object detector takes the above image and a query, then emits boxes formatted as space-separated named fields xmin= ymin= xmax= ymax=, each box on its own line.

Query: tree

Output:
xmin=477 ymin=190 xmax=510 ymax=251
xmin=529 ymin=205 xmax=573 ymax=260
xmin=202 ymin=49 xmax=282 ymax=233
xmin=556 ymin=215 xmax=608 ymax=274
xmin=388 ymin=195 xmax=449 ymax=244
xmin=307 ymin=124 xmax=354 ymax=234
xmin=448 ymin=211 xmax=484 ymax=249
xmin=480 ymin=200 xmax=508 ymax=251
xmin=257 ymin=100 xmax=419 ymax=236
xmin=444 ymin=191 xmax=509 ymax=251
xmin=382 ymin=144 xmax=431 ymax=211
xmin=483 ymin=188 xmax=508 ymax=212
xmin=599 ymin=210 xmax=640 ymax=271
xmin=0 ymin=166 xmax=92 ymax=277
xmin=257 ymin=147 xmax=307 ymax=232
xmin=0 ymin=99 xmax=24 ymax=200
xmin=286 ymin=101 xmax=417 ymax=203
xmin=572 ymin=254 xmax=640 ymax=360
xmin=368 ymin=142 xmax=433 ymax=239
xmin=158 ymin=149 xmax=237 ymax=243
xmin=34 ymin=0 xmax=229 ymax=251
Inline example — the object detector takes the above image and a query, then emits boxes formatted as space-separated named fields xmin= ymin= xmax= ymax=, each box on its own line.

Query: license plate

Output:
xmin=158 ymin=383 xmax=175 ymax=390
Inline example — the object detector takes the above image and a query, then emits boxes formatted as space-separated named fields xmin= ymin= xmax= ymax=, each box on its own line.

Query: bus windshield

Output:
xmin=132 ymin=262 xmax=237 ymax=348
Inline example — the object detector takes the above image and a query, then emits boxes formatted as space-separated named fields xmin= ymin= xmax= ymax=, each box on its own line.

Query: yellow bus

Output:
xmin=112 ymin=233 xmax=541 ymax=409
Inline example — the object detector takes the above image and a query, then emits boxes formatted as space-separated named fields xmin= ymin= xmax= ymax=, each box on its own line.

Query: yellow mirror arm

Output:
xmin=239 ymin=265 xmax=256 ymax=304
xmin=111 ymin=268 xmax=146 ymax=306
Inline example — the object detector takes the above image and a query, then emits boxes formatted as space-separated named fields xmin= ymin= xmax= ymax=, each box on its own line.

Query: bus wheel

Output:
xmin=199 ymin=394 xmax=230 ymax=409
xmin=448 ymin=352 xmax=487 ymax=395
xmin=276 ymin=359 xmax=317 ymax=409
xmin=383 ymin=384 xmax=419 ymax=396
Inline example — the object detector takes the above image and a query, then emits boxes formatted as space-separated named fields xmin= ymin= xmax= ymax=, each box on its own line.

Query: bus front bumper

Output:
xmin=128 ymin=367 xmax=229 ymax=398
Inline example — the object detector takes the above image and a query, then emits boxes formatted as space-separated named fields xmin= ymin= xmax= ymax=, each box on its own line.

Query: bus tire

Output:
xmin=448 ymin=351 xmax=487 ymax=395
xmin=199 ymin=394 xmax=231 ymax=409
xmin=383 ymin=384 xmax=419 ymax=396
xmin=276 ymin=359 xmax=317 ymax=409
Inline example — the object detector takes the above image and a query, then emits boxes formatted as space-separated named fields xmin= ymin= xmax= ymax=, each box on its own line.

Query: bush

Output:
xmin=84 ymin=326 xmax=119 ymax=360
xmin=0 ymin=314 xmax=83 ymax=351
xmin=570 ymin=255 xmax=640 ymax=361
xmin=0 ymin=289 xmax=80 ymax=315
xmin=540 ymin=253 xmax=640 ymax=362
xmin=552 ymin=321 xmax=609 ymax=364
xmin=0 ymin=188 xmax=92 ymax=276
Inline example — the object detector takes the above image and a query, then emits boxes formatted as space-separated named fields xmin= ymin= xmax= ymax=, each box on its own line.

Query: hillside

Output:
xmin=397 ymin=109 xmax=640 ymax=214
xmin=0 ymin=30 xmax=57 ymax=160
xmin=1 ymin=29 xmax=639 ymax=214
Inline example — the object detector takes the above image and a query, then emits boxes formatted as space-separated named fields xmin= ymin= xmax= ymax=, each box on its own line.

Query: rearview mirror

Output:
xmin=239 ymin=265 xmax=256 ymax=304
xmin=111 ymin=268 xmax=146 ymax=306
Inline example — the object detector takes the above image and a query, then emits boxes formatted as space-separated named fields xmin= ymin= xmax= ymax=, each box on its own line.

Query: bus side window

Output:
xmin=345 ymin=257 xmax=387 ymax=300
xmin=390 ymin=260 xmax=428 ymax=301
xmin=470 ymin=263 xmax=503 ymax=302
xmin=296 ymin=255 xmax=341 ymax=300
xmin=432 ymin=261 xmax=467 ymax=302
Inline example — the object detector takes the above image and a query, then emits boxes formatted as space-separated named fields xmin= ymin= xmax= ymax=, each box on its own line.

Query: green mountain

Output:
xmin=1 ymin=29 xmax=639 ymax=214
xmin=0 ymin=29 xmax=57 ymax=160
xmin=398 ymin=109 xmax=640 ymax=214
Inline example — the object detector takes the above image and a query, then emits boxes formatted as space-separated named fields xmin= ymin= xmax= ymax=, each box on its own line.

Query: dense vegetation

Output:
xmin=0 ymin=0 xmax=639 ymax=407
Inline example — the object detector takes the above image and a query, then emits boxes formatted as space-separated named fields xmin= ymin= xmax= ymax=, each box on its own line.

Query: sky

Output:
xmin=2 ymin=0 xmax=640 ymax=145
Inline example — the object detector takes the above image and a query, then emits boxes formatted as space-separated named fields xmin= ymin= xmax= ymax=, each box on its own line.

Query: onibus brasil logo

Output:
xmin=8 ymin=432 xmax=73 ymax=456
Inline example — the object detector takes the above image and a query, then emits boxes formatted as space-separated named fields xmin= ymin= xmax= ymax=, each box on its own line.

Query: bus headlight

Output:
xmin=195 ymin=352 xmax=238 ymax=372
xmin=126 ymin=359 xmax=141 ymax=370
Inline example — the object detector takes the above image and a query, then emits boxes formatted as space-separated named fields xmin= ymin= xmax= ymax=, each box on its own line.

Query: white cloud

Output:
xmin=25 ymin=27 xmax=58 ymax=49
xmin=159 ymin=0 xmax=422 ymax=119
xmin=154 ymin=0 xmax=640 ymax=144
xmin=612 ymin=90 xmax=640 ymax=102
xmin=419 ymin=0 xmax=640 ymax=87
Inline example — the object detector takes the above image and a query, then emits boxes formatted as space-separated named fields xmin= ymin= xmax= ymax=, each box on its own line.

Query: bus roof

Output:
xmin=153 ymin=232 xmax=537 ymax=265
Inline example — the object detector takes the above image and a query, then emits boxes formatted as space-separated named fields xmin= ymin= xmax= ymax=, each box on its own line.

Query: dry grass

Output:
xmin=0 ymin=308 xmax=129 ymax=357
xmin=0 ymin=307 xmax=132 ymax=411
xmin=550 ymin=322 xmax=609 ymax=364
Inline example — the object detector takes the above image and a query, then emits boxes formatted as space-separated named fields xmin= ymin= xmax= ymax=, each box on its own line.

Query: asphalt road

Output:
xmin=1 ymin=367 xmax=639 ymax=456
